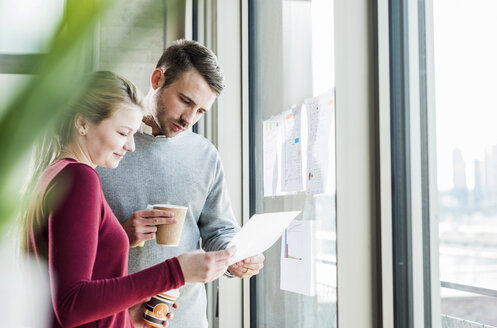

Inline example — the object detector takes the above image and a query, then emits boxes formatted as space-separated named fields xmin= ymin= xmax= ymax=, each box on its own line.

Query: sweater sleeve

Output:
xmin=47 ymin=164 xmax=184 ymax=327
xmin=197 ymin=154 xmax=240 ymax=252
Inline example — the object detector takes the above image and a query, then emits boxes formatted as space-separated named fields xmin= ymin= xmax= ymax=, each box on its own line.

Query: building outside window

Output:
xmin=433 ymin=0 xmax=497 ymax=326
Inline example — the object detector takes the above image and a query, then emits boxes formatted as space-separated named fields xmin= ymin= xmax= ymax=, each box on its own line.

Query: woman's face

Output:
xmin=84 ymin=106 xmax=143 ymax=168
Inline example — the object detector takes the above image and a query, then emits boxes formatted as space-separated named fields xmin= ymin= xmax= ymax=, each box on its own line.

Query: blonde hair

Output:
xmin=28 ymin=71 xmax=142 ymax=185
xmin=21 ymin=71 xmax=142 ymax=251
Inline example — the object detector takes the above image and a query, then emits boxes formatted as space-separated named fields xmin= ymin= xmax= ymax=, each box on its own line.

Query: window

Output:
xmin=0 ymin=0 xmax=64 ymax=103
xmin=433 ymin=0 xmax=497 ymax=326
xmin=389 ymin=0 xmax=497 ymax=326
xmin=249 ymin=0 xmax=336 ymax=327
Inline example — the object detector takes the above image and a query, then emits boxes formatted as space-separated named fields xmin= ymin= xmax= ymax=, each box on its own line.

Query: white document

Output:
xmin=281 ymin=107 xmax=303 ymax=193
xmin=305 ymin=89 xmax=335 ymax=194
xmin=227 ymin=211 xmax=301 ymax=265
xmin=280 ymin=220 xmax=316 ymax=296
xmin=263 ymin=118 xmax=280 ymax=197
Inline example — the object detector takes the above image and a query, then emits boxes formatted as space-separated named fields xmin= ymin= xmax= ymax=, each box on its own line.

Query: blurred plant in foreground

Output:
xmin=0 ymin=0 xmax=111 ymax=236
xmin=0 ymin=1 xmax=110 ymax=326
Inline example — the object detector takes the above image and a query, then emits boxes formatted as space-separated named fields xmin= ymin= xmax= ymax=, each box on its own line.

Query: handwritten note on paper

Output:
xmin=305 ymin=89 xmax=335 ymax=194
xmin=281 ymin=107 xmax=303 ymax=193
xmin=263 ymin=118 xmax=280 ymax=197
xmin=280 ymin=220 xmax=316 ymax=296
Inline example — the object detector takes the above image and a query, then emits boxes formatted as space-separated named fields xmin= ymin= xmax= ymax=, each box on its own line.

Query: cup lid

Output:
xmin=162 ymin=288 xmax=180 ymax=298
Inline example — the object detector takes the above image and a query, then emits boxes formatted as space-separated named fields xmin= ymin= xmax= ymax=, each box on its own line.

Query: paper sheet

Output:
xmin=281 ymin=107 xmax=303 ymax=193
xmin=227 ymin=211 xmax=301 ymax=265
xmin=280 ymin=220 xmax=316 ymax=296
xmin=305 ymin=89 xmax=334 ymax=194
xmin=263 ymin=118 xmax=280 ymax=197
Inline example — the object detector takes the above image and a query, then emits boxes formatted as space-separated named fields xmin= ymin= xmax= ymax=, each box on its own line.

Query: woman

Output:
xmin=23 ymin=71 xmax=234 ymax=328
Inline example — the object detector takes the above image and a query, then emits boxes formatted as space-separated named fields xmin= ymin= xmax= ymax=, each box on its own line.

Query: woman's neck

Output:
xmin=57 ymin=143 xmax=95 ymax=168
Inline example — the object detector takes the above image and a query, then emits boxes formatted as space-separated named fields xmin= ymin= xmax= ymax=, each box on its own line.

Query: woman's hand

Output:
xmin=129 ymin=300 xmax=179 ymax=327
xmin=177 ymin=247 xmax=236 ymax=283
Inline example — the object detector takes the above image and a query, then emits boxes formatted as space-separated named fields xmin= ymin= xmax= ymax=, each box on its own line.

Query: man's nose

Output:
xmin=181 ymin=108 xmax=198 ymax=127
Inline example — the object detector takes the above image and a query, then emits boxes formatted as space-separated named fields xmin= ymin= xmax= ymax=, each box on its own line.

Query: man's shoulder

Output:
xmin=182 ymin=131 xmax=219 ymax=154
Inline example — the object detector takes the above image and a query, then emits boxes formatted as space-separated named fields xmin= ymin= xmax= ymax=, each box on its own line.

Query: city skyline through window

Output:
xmin=434 ymin=0 xmax=497 ymax=325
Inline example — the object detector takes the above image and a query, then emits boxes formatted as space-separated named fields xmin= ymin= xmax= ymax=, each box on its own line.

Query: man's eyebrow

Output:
xmin=179 ymin=92 xmax=199 ymax=105
xmin=179 ymin=92 xmax=208 ymax=112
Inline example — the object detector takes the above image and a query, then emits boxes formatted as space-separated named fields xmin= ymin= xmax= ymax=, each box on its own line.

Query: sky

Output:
xmin=434 ymin=0 xmax=497 ymax=191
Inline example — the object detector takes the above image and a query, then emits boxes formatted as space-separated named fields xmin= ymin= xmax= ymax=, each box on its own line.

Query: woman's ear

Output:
xmin=74 ymin=114 xmax=88 ymax=136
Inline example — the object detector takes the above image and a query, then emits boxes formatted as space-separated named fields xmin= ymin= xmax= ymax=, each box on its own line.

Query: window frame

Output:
xmin=387 ymin=0 xmax=441 ymax=327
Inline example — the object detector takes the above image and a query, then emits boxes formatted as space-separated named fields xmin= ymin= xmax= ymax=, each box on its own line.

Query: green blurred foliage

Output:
xmin=0 ymin=0 xmax=111 ymax=234
xmin=0 ymin=0 xmax=168 ymax=239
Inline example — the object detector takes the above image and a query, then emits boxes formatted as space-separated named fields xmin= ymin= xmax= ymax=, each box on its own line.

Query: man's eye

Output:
xmin=118 ymin=132 xmax=127 ymax=136
xmin=181 ymin=98 xmax=191 ymax=105
xmin=198 ymin=109 xmax=206 ymax=115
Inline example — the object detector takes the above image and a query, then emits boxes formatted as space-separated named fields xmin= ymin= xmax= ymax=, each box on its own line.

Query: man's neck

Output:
xmin=142 ymin=115 xmax=163 ymax=136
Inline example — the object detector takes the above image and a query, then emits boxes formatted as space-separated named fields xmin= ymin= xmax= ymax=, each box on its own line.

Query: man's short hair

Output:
xmin=156 ymin=39 xmax=224 ymax=95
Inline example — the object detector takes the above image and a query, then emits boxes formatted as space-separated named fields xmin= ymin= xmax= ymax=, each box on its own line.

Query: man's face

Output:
xmin=154 ymin=69 xmax=217 ymax=138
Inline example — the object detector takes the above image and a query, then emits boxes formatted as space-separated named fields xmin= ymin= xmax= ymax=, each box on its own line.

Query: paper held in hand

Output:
xmin=227 ymin=211 xmax=301 ymax=265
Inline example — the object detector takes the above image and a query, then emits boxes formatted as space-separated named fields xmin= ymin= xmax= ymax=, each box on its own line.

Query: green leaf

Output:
xmin=0 ymin=0 xmax=112 ymax=233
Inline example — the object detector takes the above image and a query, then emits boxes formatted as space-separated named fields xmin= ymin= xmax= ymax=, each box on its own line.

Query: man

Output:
xmin=97 ymin=39 xmax=264 ymax=328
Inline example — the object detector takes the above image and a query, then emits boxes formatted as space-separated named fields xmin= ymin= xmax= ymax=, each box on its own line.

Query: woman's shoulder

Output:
xmin=48 ymin=159 xmax=101 ymax=188
xmin=40 ymin=159 xmax=103 ymax=213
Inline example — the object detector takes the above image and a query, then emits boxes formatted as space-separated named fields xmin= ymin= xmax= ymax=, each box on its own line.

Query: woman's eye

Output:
xmin=118 ymin=132 xmax=127 ymax=136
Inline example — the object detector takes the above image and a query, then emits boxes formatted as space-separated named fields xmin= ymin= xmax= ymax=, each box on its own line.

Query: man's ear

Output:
xmin=74 ymin=114 xmax=89 ymax=136
xmin=151 ymin=68 xmax=165 ymax=90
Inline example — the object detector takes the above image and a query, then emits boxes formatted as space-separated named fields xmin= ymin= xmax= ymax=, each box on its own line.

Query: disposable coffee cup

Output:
xmin=153 ymin=204 xmax=187 ymax=246
xmin=142 ymin=289 xmax=180 ymax=328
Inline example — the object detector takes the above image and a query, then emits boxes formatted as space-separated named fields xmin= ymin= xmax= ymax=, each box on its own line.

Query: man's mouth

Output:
xmin=171 ymin=122 xmax=185 ymax=132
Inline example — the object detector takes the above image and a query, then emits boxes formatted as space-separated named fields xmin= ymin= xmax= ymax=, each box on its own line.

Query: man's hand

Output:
xmin=227 ymin=253 xmax=265 ymax=279
xmin=177 ymin=247 xmax=236 ymax=283
xmin=122 ymin=210 xmax=177 ymax=247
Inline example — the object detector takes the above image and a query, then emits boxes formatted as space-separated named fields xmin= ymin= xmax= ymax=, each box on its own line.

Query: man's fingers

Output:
xmin=228 ymin=262 xmax=262 ymax=278
xmin=146 ymin=233 xmax=156 ymax=241
xmin=241 ymin=263 xmax=263 ymax=271
xmin=139 ymin=225 xmax=158 ymax=234
xmin=243 ymin=253 xmax=265 ymax=264
xmin=137 ymin=209 xmax=174 ymax=218
xmin=229 ymin=266 xmax=250 ymax=278
xmin=136 ymin=217 xmax=176 ymax=229
xmin=145 ymin=217 xmax=177 ymax=226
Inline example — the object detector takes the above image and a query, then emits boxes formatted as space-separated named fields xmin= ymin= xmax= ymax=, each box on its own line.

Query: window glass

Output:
xmin=0 ymin=74 xmax=32 ymax=110
xmin=251 ymin=0 xmax=336 ymax=327
xmin=434 ymin=0 xmax=497 ymax=325
xmin=0 ymin=0 xmax=64 ymax=53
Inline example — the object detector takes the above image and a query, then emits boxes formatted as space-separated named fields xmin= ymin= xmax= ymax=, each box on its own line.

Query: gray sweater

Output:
xmin=97 ymin=130 xmax=240 ymax=328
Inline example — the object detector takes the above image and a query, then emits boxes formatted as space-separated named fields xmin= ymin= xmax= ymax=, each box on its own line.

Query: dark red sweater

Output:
xmin=26 ymin=158 xmax=184 ymax=327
